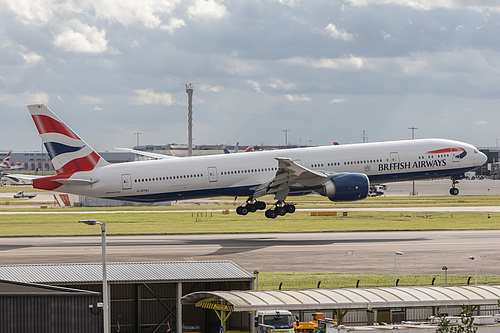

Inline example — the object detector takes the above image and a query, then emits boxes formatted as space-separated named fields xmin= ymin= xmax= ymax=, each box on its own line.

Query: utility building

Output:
xmin=0 ymin=261 xmax=255 ymax=333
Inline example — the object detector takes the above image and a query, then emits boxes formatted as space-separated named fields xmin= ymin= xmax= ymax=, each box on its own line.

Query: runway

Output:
xmin=2 ymin=230 xmax=499 ymax=275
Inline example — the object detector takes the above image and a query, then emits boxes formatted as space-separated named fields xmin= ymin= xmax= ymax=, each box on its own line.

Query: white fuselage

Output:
xmin=45 ymin=138 xmax=487 ymax=202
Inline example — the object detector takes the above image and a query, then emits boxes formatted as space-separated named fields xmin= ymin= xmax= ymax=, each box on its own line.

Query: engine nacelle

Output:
xmin=316 ymin=173 xmax=370 ymax=202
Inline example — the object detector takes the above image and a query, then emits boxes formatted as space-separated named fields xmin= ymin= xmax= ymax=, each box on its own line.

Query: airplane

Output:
xmin=223 ymin=142 xmax=255 ymax=154
xmin=10 ymin=104 xmax=487 ymax=219
xmin=0 ymin=151 xmax=23 ymax=170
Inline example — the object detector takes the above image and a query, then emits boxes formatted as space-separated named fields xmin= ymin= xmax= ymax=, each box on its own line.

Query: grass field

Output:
xmin=1 ymin=192 xmax=500 ymax=236
xmin=257 ymin=272 xmax=500 ymax=290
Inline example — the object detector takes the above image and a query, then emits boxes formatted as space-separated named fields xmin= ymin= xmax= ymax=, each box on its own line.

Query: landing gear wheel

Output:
xmin=276 ymin=206 xmax=287 ymax=216
xmin=450 ymin=187 xmax=459 ymax=196
xmin=246 ymin=203 xmax=257 ymax=212
xmin=256 ymin=201 xmax=267 ymax=210
xmin=285 ymin=204 xmax=296 ymax=214
xmin=265 ymin=209 xmax=277 ymax=219
xmin=236 ymin=206 xmax=248 ymax=215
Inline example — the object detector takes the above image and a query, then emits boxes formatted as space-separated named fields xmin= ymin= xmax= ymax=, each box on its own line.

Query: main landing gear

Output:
xmin=235 ymin=199 xmax=296 ymax=218
xmin=450 ymin=176 xmax=459 ymax=196
xmin=236 ymin=199 xmax=267 ymax=216
xmin=264 ymin=201 xmax=296 ymax=219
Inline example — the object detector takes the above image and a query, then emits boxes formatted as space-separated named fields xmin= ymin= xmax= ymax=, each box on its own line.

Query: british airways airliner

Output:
xmin=16 ymin=104 xmax=487 ymax=218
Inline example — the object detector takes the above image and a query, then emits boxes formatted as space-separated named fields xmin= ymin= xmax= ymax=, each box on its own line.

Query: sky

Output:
xmin=1 ymin=0 xmax=500 ymax=152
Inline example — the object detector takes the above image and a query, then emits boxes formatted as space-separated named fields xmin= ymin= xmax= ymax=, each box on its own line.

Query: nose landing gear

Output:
xmin=449 ymin=176 xmax=459 ymax=195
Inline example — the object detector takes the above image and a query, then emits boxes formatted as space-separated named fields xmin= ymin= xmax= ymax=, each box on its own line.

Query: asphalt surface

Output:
xmin=1 ymin=230 xmax=499 ymax=275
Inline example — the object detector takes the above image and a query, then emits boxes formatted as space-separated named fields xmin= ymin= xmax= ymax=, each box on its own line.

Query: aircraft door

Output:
xmin=390 ymin=152 xmax=400 ymax=163
xmin=121 ymin=174 xmax=132 ymax=190
xmin=208 ymin=167 xmax=218 ymax=182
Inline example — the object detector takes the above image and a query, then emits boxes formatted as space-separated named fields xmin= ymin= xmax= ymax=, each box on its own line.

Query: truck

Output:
xmin=13 ymin=191 xmax=37 ymax=199
xmin=255 ymin=310 xmax=294 ymax=333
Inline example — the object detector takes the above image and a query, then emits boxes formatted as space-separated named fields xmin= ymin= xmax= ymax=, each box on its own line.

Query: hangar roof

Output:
xmin=0 ymin=261 xmax=254 ymax=285
xmin=182 ymin=285 xmax=500 ymax=312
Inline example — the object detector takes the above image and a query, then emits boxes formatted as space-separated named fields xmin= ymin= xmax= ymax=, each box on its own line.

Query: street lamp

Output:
xmin=442 ymin=266 xmax=448 ymax=286
xmin=80 ymin=219 xmax=109 ymax=333
xmin=469 ymin=256 xmax=477 ymax=285
xmin=253 ymin=270 xmax=259 ymax=291
xmin=394 ymin=251 xmax=403 ymax=286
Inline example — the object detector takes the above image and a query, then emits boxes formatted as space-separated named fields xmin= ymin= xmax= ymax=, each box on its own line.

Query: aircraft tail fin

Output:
xmin=27 ymin=104 xmax=109 ymax=174
xmin=1 ymin=151 xmax=12 ymax=169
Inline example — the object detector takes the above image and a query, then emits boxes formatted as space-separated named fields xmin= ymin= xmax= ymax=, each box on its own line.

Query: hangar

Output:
xmin=0 ymin=261 xmax=255 ymax=333
xmin=0 ymin=279 xmax=101 ymax=332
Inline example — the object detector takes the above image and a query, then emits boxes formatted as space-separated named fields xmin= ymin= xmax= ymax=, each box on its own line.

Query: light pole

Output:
xmin=253 ymin=270 xmax=259 ymax=291
xmin=80 ymin=219 xmax=109 ymax=333
xmin=394 ymin=251 xmax=403 ymax=286
xmin=442 ymin=266 xmax=448 ymax=286
xmin=469 ymin=256 xmax=477 ymax=285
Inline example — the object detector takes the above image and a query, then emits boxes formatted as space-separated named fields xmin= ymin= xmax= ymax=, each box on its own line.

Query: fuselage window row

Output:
xmin=220 ymin=167 xmax=278 ymax=176
xmin=133 ymin=174 xmax=204 ymax=183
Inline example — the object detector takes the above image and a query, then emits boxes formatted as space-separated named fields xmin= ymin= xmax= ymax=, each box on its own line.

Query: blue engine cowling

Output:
xmin=316 ymin=173 xmax=370 ymax=202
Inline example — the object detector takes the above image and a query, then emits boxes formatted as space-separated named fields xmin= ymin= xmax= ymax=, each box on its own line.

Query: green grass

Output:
xmin=256 ymin=272 xmax=500 ymax=290
xmin=1 ymin=210 xmax=500 ymax=237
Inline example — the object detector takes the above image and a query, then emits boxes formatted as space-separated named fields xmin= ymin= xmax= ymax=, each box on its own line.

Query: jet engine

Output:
xmin=316 ymin=173 xmax=370 ymax=202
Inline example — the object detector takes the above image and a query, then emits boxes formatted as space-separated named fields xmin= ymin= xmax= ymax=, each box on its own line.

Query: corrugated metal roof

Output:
xmin=182 ymin=285 xmax=500 ymax=311
xmin=0 ymin=261 xmax=254 ymax=284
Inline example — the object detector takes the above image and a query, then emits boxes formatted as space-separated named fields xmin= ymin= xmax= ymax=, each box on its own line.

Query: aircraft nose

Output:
xmin=479 ymin=151 xmax=487 ymax=165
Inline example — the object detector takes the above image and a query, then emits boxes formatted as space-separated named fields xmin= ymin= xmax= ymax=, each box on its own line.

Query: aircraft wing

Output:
xmin=2 ymin=173 xmax=42 ymax=184
xmin=252 ymin=157 xmax=329 ymax=201
xmin=113 ymin=148 xmax=179 ymax=159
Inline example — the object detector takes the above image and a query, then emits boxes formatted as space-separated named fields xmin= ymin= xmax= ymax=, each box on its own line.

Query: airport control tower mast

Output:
xmin=184 ymin=83 xmax=199 ymax=157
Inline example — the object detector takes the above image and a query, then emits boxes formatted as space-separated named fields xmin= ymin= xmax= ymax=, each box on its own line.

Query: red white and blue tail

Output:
xmin=1 ymin=151 xmax=12 ymax=169
xmin=27 ymin=104 xmax=109 ymax=174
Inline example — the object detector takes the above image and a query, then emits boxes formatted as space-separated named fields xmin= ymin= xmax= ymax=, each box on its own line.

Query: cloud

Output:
xmin=187 ymin=0 xmax=228 ymax=21
xmin=4 ymin=0 xmax=54 ymax=26
xmin=0 ymin=92 xmax=49 ymax=106
xmin=53 ymin=20 xmax=113 ymax=54
xmin=286 ymin=94 xmax=311 ymax=102
xmin=21 ymin=52 xmax=43 ymax=67
xmin=269 ymin=79 xmax=296 ymax=90
xmin=200 ymin=84 xmax=222 ymax=92
xmin=282 ymin=55 xmax=365 ymax=70
xmin=90 ymin=0 xmax=180 ymax=29
xmin=325 ymin=23 xmax=355 ymax=41
xmin=329 ymin=98 xmax=346 ymax=104
xmin=80 ymin=96 xmax=102 ymax=104
xmin=247 ymin=80 xmax=262 ymax=93
xmin=345 ymin=0 xmax=500 ymax=11
xmin=161 ymin=18 xmax=186 ymax=33
xmin=475 ymin=120 xmax=487 ymax=125
xmin=132 ymin=89 xmax=176 ymax=105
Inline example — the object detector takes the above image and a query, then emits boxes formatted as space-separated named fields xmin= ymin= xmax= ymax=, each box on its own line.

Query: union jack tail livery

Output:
xmin=28 ymin=104 xmax=109 ymax=174
xmin=0 ymin=151 xmax=12 ymax=169
xmin=0 ymin=151 xmax=23 ymax=170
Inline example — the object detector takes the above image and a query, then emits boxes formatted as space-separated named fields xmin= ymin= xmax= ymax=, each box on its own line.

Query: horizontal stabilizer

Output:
xmin=53 ymin=178 xmax=99 ymax=186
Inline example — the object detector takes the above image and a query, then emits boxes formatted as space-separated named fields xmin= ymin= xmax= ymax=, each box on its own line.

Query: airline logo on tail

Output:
xmin=0 ymin=151 xmax=12 ymax=169
xmin=29 ymin=105 xmax=104 ymax=174
xmin=427 ymin=147 xmax=467 ymax=159
xmin=0 ymin=151 xmax=23 ymax=170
